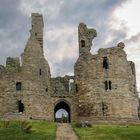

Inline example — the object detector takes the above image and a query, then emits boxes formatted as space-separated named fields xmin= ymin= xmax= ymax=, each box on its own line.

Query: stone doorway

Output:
xmin=54 ymin=101 xmax=71 ymax=123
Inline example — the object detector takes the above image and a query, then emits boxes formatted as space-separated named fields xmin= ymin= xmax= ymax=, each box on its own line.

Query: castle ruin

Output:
xmin=0 ymin=13 xmax=139 ymax=123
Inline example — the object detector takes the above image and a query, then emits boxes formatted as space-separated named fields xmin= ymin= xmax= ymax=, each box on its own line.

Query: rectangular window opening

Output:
xmin=16 ymin=82 xmax=22 ymax=91
xmin=81 ymin=40 xmax=85 ymax=47
xmin=109 ymin=81 xmax=112 ymax=90
xmin=18 ymin=100 xmax=24 ymax=113
xmin=39 ymin=69 xmax=42 ymax=75
xmin=105 ymin=81 xmax=108 ymax=90
xmin=103 ymin=57 xmax=109 ymax=69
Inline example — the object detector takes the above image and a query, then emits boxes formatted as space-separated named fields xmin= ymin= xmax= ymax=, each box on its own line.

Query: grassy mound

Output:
xmin=73 ymin=124 xmax=140 ymax=140
xmin=0 ymin=120 xmax=56 ymax=140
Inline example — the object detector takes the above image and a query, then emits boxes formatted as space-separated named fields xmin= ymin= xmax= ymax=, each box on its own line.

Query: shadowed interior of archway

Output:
xmin=54 ymin=101 xmax=71 ymax=123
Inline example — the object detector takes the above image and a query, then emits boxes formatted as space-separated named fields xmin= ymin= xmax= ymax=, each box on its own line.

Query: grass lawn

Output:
xmin=73 ymin=124 xmax=140 ymax=140
xmin=0 ymin=120 xmax=56 ymax=140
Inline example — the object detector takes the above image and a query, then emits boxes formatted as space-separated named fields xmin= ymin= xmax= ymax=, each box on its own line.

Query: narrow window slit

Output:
xmin=16 ymin=82 xmax=22 ymax=91
xmin=18 ymin=100 xmax=24 ymax=113
xmin=76 ymin=84 xmax=78 ymax=92
xmin=105 ymin=81 xmax=108 ymax=90
xmin=103 ymin=57 xmax=109 ymax=69
xmin=109 ymin=81 xmax=112 ymax=90
xmin=104 ymin=81 xmax=112 ymax=91
xmin=39 ymin=69 xmax=42 ymax=75
xmin=81 ymin=40 xmax=85 ymax=47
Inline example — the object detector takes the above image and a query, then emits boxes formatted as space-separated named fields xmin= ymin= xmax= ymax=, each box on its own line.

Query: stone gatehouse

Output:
xmin=0 ymin=13 xmax=139 ymax=123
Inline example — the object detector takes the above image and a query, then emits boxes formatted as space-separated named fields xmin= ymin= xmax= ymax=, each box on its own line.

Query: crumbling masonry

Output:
xmin=0 ymin=13 xmax=139 ymax=123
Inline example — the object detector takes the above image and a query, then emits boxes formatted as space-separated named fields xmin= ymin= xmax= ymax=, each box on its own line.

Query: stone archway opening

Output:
xmin=54 ymin=101 xmax=71 ymax=123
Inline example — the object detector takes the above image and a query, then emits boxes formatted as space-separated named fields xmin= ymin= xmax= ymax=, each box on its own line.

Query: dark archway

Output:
xmin=17 ymin=100 xmax=24 ymax=113
xmin=54 ymin=101 xmax=71 ymax=123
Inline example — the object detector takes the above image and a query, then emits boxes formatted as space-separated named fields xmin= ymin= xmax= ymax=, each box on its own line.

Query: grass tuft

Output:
xmin=1 ymin=121 xmax=11 ymax=128
xmin=20 ymin=121 xmax=32 ymax=133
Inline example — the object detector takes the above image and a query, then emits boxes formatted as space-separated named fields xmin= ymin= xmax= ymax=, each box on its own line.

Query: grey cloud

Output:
xmin=47 ymin=0 xmax=128 ymax=26
xmin=125 ymin=33 xmax=140 ymax=43
xmin=0 ymin=0 xmax=30 ymax=65
xmin=0 ymin=0 xmax=20 ymax=27
xmin=104 ymin=29 xmax=127 ymax=47
xmin=44 ymin=0 xmax=130 ymax=77
xmin=0 ymin=0 xmax=131 ymax=77
xmin=52 ymin=57 xmax=75 ymax=77
xmin=47 ymin=0 xmax=129 ymax=53
xmin=44 ymin=0 xmax=129 ymax=73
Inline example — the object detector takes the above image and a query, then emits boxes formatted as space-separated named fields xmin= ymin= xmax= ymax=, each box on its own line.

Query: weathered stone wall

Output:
xmin=0 ymin=14 xmax=139 ymax=123
xmin=0 ymin=13 xmax=52 ymax=120
xmin=74 ymin=23 xmax=139 ymax=122
xmin=0 ymin=13 xmax=76 ymax=122
xmin=50 ymin=76 xmax=77 ymax=122
xmin=51 ymin=76 xmax=75 ymax=95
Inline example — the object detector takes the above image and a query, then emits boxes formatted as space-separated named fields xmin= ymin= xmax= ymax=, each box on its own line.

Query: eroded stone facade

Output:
xmin=0 ymin=13 xmax=139 ymax=123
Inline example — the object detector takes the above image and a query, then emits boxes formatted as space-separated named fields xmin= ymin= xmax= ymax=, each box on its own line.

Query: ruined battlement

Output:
xmin=0 ymin=13 xmax=139 ymax=123
xmin=5 ymin=57 xmax=21 ymax=73
xmin=78 ymin=22 xmax=97 ymax=55
xmin=51 ymin=76 xmax=75 ymax=97
xmin=0 ymin=65 xmax=5 ymax=75
xmin=31 ymin=13 xmax=44 ymax=48
xmin=98 ymin=42 xmax=125 ymax=54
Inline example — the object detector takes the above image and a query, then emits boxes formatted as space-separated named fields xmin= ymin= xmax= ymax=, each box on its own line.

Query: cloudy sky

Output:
xmin=0 ymin=0 xmax=140 ymax=95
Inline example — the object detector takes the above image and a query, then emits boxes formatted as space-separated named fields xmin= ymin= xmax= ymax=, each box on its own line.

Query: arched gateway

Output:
xmin=54 ymin=100 xmax=71 ymax=123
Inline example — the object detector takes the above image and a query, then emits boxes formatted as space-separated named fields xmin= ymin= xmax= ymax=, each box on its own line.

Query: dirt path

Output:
xmin=56 ymin=123 xmax=79 ymax=140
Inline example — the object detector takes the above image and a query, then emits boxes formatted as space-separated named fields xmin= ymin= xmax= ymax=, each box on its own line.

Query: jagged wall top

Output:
xmin=78 ymin=23 xmax=97 ymax=55
xmin=30 ymin=13 xmax=44 ymax=48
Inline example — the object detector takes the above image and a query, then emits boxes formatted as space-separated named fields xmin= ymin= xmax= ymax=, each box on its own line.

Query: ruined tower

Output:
xmin=31 ymin=13 xmax=44 ymax=48
xmin=78 ymin=23 xmax=97 ymax=55
xmin=22 ymin=13 xmax=50 ymax=86
xmin=75 ymin=23 xmax=139 ymax=122
xmin=0 ymin=13 xmax=52 ymax=120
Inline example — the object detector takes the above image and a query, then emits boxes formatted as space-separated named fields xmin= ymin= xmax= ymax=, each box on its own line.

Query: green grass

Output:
xmin=73 ymin=124 xmax=140 ymax=140
xmin=0 ymin=120 xmax=57 ymax=140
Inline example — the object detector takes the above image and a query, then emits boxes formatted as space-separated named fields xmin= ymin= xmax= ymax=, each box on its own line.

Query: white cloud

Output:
xmin=110 ymin=0 xmax=140 ymax=94
xmin=44 ymin=25 xmax=78 ymax=76
xmin=20 ymin=0 xmax=45 ymax=16
xmin=20 ymin=0 xmax=64 ymax=20
xmin=110 ymin=0 xmax=140 ymax=38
